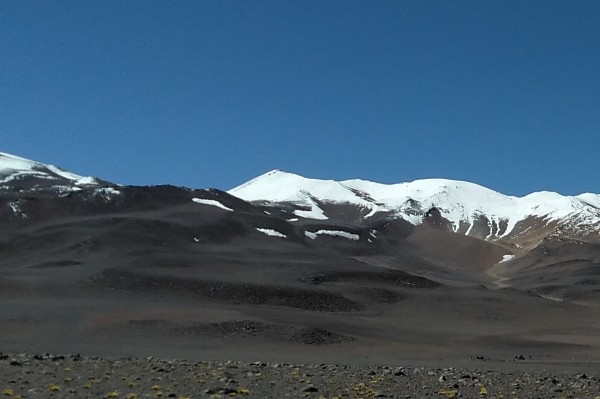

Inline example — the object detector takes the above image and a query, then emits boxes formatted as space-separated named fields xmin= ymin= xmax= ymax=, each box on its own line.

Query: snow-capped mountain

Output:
xmin=0 ymin=151 xmax=101 ymax=192
xmin=229 ymin=170 xmax=600 ymax=244
xmin=3 ymin=149 xmax=600 ymax=248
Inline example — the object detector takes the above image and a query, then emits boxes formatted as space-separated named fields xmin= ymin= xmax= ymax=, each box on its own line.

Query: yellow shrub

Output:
xmin=47 ymin=385 xmax=60 ymax=392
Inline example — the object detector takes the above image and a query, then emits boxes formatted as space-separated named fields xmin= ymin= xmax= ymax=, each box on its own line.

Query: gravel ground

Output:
xmin=1 ymin=353 xmax=599 ymax=398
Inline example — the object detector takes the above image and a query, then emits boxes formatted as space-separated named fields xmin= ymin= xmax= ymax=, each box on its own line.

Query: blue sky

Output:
xmin=2 ymin=1 xmax=599 ymax=196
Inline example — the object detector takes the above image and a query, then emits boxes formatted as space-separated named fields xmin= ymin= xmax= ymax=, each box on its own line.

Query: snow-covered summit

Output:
xmin=0 ymin=151 xmax=98 ymax=190
xmin=229 ymin=170 xmax=600 ymax=241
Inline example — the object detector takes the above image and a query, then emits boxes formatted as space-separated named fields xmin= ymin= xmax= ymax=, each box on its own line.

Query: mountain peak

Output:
xmin=0 ymin=151 xmax=98 ymax=190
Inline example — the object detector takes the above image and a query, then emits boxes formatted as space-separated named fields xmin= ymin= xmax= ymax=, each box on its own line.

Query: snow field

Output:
xmin=192 ymin=198 xmax=234 ymax=211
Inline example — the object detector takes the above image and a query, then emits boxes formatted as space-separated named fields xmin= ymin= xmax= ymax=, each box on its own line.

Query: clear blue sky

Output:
xmin=2 ymin=1 xmax=599 ymax=196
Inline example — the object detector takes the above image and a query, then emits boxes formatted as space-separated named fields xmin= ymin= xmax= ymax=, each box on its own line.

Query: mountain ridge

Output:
xmin=229 ymin=169 xmax=600 ymax=244
xmin=3 ymin=150 xmax=600 ymax=246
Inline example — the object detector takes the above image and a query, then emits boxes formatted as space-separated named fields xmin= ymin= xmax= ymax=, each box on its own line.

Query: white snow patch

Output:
xmin=499 ymin=254 xmax=515 ymax=263
xmin=104 ymin=187 xmax=121 ymax=195
xmin=540 ymin=295 xmax=563 ymax=302
xmin=8 ymin=202 xmax=27 ymax=218
xmin=465 ymin=222 xmax=474 ymax=236
xmin=45 ymin=165 xmax=97 ymax=185
xmin=304 ymin=229 xmax=359 ymax=240
xmin=363 ymin=205 xmax=383 ymax=218
xmin=0 ymin=170 xmax=54 ymax=184
xmin=255 ymin=228 xmax=287 ymax=238
xmin=9 ymin=202 xmax=19 ymax=214
xmin=304 ymin=231 xmax=318 ymax=240
xmin=294 ymin=207 xmax=327 ymax=220
xmin=55 ymin=185 xmax=82 ymax=193
xmin=293 ymin=198 xmax=328 ymax=220
xmin=577 ymin=193 xmax=600 ymax=209
xmin=94 ymin=187 xmax=121 ymax=199
xmin=192 ymin=198 xmax=233 ymax=211
xmin=485 ymin=220 xmax=494 ymax=240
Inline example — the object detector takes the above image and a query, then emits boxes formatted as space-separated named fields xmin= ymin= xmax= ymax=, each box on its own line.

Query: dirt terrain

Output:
xmin=2 ymin=184 xmax=600 ymax=397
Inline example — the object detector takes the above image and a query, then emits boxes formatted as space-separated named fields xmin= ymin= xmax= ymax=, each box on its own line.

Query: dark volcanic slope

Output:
xmin=2 ymin=176 xmax=600 ymax=365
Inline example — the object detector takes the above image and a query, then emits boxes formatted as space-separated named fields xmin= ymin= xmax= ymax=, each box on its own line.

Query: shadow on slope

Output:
xmin=91 ymin=269 xmax=364 ymax=312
